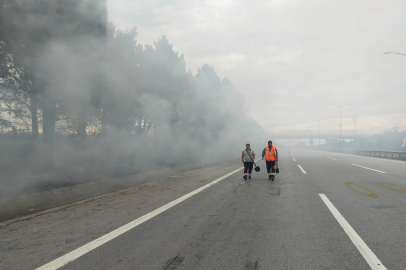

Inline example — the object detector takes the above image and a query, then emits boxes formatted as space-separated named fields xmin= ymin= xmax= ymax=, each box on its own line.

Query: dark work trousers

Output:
xmin=266 ymin=160 xmax=276 ymax=175
xmin=243 ymin=162 xmax=254 ymax=175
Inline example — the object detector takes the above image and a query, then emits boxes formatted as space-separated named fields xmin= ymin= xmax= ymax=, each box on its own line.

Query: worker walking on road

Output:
xmin=262 ymin=140 xmax=278 ymax=181
xmin=242 ymin=143 xmax=256 ymax=180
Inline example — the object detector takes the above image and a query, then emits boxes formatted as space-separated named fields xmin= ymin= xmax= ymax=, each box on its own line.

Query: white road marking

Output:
xmin=326 ymin=157 xmax=337 ymax=161
xmin=319 ymin=194 xmax=387 ymax=270
xmin=35 ymin=167 xmax=242 ymax=270
xmin=298 ymin=165 xmax=307 ymax=174
xmin=351 ymin=164 xmax=386 ymax=174
xmin=293 ymin=158 xmax=296 ymax=161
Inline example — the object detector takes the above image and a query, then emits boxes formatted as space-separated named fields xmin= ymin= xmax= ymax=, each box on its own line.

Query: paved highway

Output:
xmin=1 ymin=148 xmax=405 ymax=269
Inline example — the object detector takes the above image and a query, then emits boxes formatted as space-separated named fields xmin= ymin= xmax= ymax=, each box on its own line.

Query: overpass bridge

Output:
xmin=271 ymin=134 xmax=362 ymax=140
xmin=271 ymin=130 xmax=363 ymax=146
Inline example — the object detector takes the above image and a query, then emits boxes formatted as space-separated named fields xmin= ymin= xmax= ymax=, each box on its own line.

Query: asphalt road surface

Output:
xmin=1 ymin=148 xmax=405 ymax=270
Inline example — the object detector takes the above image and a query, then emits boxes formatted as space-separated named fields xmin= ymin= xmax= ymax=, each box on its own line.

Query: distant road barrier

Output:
xmin=314 ymin=148 xmax=406 ymax=161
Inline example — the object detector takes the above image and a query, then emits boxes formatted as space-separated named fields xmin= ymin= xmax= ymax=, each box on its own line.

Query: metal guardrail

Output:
xmin=316 ymin=148 xmax=406 ymax=160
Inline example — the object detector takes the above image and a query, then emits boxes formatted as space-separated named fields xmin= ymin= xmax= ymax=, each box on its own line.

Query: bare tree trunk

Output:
xmin=31 ymin=90 xmax=38 ymax=138
xmin=42 ymin=98 xmax=56 ymax=143
xmin=137 ymin=112 xmax=143 ymax=134
xmin=101 ymin=109 xmax=107 ymax=137
xmin=42 ymin=96 xmax=56 ymax=165
xmin=77 ymin=109 xmax=87 ymax=139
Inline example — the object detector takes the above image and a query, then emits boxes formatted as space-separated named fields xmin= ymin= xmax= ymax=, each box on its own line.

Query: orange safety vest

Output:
xmin=265 ymin=146 xmax=277 ymax=161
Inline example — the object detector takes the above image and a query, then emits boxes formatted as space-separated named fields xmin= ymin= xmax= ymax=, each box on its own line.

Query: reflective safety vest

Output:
xmin=265 ymin=146 xmax=277 ymax=161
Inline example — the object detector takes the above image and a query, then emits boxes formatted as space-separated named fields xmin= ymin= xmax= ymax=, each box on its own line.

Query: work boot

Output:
xmin=243 ymin=175 xmax=247 ymax=180
xmin=268 ymin=175 xmax=272 ymax=180
xmin=248 ymin=175 xmax=251 ymax=179
xmin=271 ymin=175 xmax=275 ymax=181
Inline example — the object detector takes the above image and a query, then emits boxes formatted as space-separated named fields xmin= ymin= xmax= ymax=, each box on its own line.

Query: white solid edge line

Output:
xmin=36 ymin=167 xmax=242 ymax=270
xmin=319 ymin=194 xmax=387 ymax=270
xmin=351 ymin=164 xmax=386 ymax=174
xmin=293 ymin=158 xmax=296 ymax=161
xmin=297 ymin=164 xmax=307 ymax=174
xmin=326 ymin=157 xmax=337 ymax=161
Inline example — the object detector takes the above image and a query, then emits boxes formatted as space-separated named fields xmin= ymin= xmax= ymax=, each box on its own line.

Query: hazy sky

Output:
xmin=107 ymin=0 xmax=406 ymax=135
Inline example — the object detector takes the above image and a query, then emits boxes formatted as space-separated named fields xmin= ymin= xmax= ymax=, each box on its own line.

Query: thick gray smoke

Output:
xmin=0 ymin=0 xmax=265 ymax=198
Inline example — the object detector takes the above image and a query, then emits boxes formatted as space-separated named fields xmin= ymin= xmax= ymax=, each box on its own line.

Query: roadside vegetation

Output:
xmin=0 ymin=0 xmax=265 ymax=196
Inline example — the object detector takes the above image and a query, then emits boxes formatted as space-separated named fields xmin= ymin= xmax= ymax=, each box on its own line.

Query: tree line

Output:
xmin=0 ymin=0 xmax=264 ymax=147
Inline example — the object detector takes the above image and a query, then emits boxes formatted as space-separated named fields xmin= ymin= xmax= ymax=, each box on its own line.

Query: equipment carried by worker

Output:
xmin=246 ymin=149 xmax=260 ymax=172
xmin=275 ymin=161 xmax=280 ymax=173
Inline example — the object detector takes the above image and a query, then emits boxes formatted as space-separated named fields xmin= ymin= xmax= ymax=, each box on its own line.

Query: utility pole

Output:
xmin=314 ymin=119 xmax=324 ymax=146
xmin=353 ymin=116 xmax=357 ymax=136
xmin=308 ymin=125 xmax=318 ymax=147
xmin=330 ymin=103 xmax=351 ymax=151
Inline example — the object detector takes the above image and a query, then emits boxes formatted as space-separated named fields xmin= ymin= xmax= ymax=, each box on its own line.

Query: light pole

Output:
xmin=384 ymin=52 xmax=406 ymax=56
xmin=314 ymin=119 xmax=324 ymax=146
xmin=330 ymin=103 xmax=351 ymax=150
xmin=307 ymin=125 xmax=318 ymax=147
